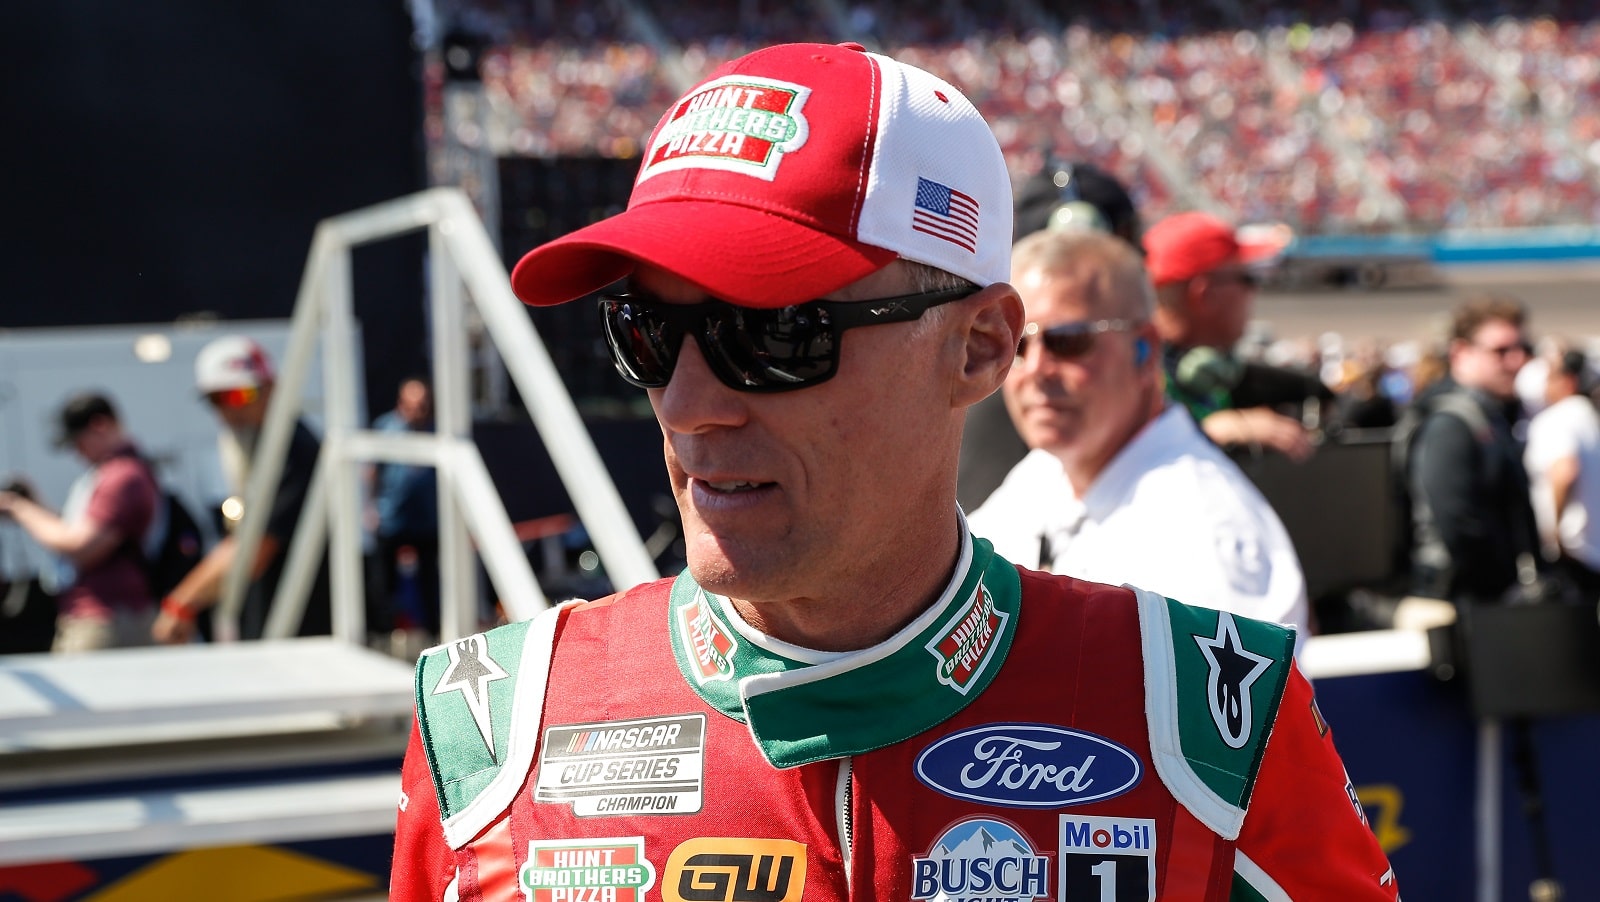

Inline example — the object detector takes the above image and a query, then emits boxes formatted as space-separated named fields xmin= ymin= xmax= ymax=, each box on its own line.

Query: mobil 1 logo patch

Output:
xmin=535 ymin=713 xmax=705 ymax=817
xmin=1057 ymin=816 xmax=1155 ymax=901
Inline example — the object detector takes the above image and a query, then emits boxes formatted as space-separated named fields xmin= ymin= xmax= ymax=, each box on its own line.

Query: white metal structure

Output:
xmin=218 ymin=187 xmax=659 ymax=643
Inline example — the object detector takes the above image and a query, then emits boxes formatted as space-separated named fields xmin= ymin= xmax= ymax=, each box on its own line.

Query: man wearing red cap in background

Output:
xmin=1145 ymin=211 xmax=1319 ymax=462
xmin=391 ymin=43 xmax=1396 ymax=901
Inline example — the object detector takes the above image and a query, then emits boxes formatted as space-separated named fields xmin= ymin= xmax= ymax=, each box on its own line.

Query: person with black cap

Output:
xmin=390 ymin=42 xmax=1397 ymax=902
xmin=0 ymin=392 xmax=160 ymax=652
xmin=957 ymin=159 xmax=1144 ymax=510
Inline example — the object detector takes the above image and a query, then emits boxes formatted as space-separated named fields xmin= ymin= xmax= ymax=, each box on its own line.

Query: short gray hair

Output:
xmin=1011 ymin=230 xmax=1153 ymax=321
xmin=900 ymin=260 xmax=980 ymax=294
xmin=897 ymin=260 xmax=980 ymax=337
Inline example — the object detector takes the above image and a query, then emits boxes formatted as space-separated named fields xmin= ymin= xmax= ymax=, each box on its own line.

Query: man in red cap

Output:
xmin=391 ymin=44 xmax=1396 ymax=901
xmin=1145 ymin=211 xmax=1317 ymax=461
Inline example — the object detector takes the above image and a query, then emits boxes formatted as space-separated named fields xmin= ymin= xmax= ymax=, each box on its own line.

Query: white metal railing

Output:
xmin=216 ymin=188 xmax=659 ymax=643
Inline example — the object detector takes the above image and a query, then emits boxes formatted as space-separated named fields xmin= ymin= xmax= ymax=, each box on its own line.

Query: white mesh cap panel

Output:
xmin=855 ymin=52 xmax=1013 ymax=288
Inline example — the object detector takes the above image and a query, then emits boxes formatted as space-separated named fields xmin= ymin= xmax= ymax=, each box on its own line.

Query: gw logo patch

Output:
xmin=662 ymin=838 xmax=806 ymax=902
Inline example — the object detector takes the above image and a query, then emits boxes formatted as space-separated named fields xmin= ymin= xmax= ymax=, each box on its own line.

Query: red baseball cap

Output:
xmin=510 ymin=42 xmax=1013 ymax=309
xmin=1143 ymin=211 xmax=1274 ymax=287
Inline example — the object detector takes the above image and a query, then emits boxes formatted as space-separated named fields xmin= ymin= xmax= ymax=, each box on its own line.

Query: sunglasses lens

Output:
xmin=602 ymin=300 xmax=678 ymax=388
xmin=604 ymin=298 xmax=843 ymax=392
xmin=705 ymin=305 xmax=838 ymax=391
xmin=209 ymin=387 xmax=257 ymax=408
xmin=1042 ymin=331 xmax=1096 ymax=359
xmin=1021 ymin=329 xmax=1096 ymax=361
xmin=595 ymin=287 xmax=967 ymax=393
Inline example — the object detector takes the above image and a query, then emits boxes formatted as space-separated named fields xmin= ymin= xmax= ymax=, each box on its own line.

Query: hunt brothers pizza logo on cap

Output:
xmin=640 ymin=76 xmax=811 ymax=182
xmin=925 ymin=583 xmax=1008 ymax=695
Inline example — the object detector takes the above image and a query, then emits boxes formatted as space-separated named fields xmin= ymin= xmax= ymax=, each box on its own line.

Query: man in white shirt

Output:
xmin=968 ymin=230 xmax=1311 ymax=651
xmin=1524 ymin=348 xmax=1600 ymax=596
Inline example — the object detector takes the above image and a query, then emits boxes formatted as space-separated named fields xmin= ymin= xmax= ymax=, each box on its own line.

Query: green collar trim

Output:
xmin=667 ymin=531 xmax=1021 ymax=768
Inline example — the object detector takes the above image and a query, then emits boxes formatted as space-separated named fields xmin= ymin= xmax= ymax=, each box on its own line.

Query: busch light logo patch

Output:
xmin=535 ymin=714 xmax=705 ymax=817
xmin=915 ymin=723 xmax=1142 ymax=808
xmin=641 ymin=76 xmax=811 ymax=182
xmin=1057 ymin=816 xmax=1155 ymax=901
xmin=925 ymin=584 xmax=1008 ymax=695
xmin=912 ymin=817 xmax=1050 ymax=901
xmin=675 ymin=592 xmax=737 ymax=684
xmin=520 ymin=836 xmax=657 ymax=902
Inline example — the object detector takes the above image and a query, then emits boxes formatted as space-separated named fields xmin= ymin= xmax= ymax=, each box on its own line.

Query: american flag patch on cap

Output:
xmin=912 ymin=177 xmax=980 ymax=252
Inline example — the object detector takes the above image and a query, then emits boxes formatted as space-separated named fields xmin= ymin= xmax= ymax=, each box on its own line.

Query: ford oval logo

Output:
xmin=914 ymin=722 xmax=1143 ymax=808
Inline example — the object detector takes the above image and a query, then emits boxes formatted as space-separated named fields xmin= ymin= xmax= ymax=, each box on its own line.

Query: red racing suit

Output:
xmin=392 ymin=535 xmax=1399 ymax=901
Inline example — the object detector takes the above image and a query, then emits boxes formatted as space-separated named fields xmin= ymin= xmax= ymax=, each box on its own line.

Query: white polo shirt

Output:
xmin=968 ymin=405 xmax=1310 ymax=654
xmin=1524 ymin=393 xmax=1600 ymax=571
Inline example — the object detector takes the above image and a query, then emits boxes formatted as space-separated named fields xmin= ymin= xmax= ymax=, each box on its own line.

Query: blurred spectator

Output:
xmin=367 ymin=377 xmax=441 ymax=639
xmin=1409 ymin=343 xmax=1453 ymax=406
xmin=969 ymin=230 xmax=1311 ymax=651
xmin=1145 ymin=211 xmax=1317 ymax=461
xmin=152 ymin=337 xmax=332 ymax=643
xmin=470 ymin=13 xmax=1600 ymax=232
xmin=1524 ymin=347 xmax=1600 ymax=597
xmin=1332 ymin=357 xmax=1401 ymax=430
xmin=0 ymin=393 xmax=159 ymax=653
xmin=1515 ymin=335 xmax=1567 ymax=418
xmin=1404 ymin=297 xmax=1540 ymax=604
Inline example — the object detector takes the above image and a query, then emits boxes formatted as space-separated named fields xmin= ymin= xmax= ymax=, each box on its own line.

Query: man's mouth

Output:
xmin=704 ymin=480 xmax=766 ymax=493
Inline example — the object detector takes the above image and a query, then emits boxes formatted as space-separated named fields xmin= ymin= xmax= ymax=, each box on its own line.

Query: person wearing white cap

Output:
xmin=151 ymin=335 xmax=331 ymax=643
xmin=390 ymin=43 xmax=1397 ymax=901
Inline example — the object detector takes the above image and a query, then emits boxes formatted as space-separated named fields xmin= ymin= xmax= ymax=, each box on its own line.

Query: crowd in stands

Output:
xmin=436 ymin=0 xmax=1600 ymax=234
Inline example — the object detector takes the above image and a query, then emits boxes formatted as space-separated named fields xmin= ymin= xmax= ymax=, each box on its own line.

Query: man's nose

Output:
xmin=652 ymin=335 xmax=748 ymax=434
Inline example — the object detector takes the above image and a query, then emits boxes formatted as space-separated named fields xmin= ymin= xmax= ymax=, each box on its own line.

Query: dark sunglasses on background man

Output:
xmin=1209 ymin=268 xmax=1261 ymax=288
xmin=1472 ymin=340 xmax=1533 ymax=359
xmin=599 ymin=287 xmax=975 ymax=393
xmin=1016 ymin=319 xmax=1142 ymax=361
xmin=207 ymin=386 xmax=260 ymax=409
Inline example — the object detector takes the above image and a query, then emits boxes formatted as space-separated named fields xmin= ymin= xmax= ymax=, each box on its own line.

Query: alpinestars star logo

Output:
xmin=432 ymin=635 xmax=509 ymax=761
xmin=1194 ymin=613 xmax=1274 ymax=749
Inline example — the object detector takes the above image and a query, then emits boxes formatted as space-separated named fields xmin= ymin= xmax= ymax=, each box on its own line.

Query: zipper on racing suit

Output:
xmin=835 ymin=757 xmax=853 ymax=893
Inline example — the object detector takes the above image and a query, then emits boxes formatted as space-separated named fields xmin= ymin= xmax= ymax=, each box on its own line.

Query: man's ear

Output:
xmin=952 ymin=282 xmax=1024 ymax=409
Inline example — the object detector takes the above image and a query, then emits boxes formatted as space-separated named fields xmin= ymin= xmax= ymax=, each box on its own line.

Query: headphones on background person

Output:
xmin=1045 ymin=163 xmax=1111 ymax=235
xmin=1133 ymin=337 xmax=1150 ymax=368
xmin=1012 ymin=159 xmax=1143 ymax=248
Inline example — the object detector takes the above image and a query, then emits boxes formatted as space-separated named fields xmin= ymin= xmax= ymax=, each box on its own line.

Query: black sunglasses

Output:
xmin=1210 ymin=268 xmax=1261 ymax=288
xmin=1017 ymin=318 xmax=1141 ymax=361
xmin=599 ymin=287 xmax=975 ymax=393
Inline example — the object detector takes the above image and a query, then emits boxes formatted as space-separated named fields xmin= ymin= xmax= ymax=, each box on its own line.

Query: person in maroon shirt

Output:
xmin=0 ymin=392 xmax=158 ymax=652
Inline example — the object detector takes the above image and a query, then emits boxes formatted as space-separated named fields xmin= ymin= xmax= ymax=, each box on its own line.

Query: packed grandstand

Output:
xmin=422 ymin=0 xmax=1600 ymax=235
